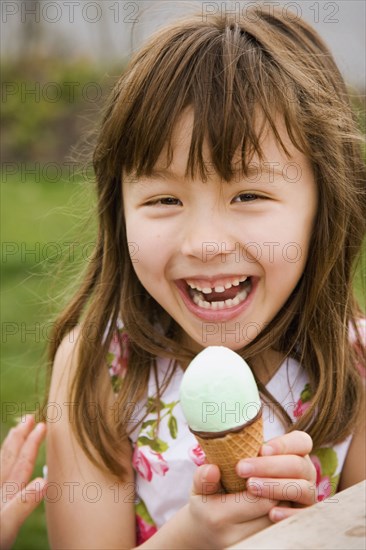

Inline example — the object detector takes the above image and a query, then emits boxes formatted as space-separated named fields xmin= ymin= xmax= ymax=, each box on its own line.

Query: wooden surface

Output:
xmin=227 ymin=480 xmax=366 ymax=550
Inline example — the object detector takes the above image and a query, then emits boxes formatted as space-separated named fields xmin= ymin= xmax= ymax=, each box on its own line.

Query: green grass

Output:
xmin=1 ymin=175 xmax=365 ymax=549
xmin=1 ymin=174 xmax=97 ymax=550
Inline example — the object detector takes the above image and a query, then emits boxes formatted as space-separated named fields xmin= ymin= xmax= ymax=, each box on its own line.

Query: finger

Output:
xmin=0 ymin=415 xmax=35 ymax=484
xmin=0 ymin=477 xmax=47 ymax=549
xmin=206 ymin=491 xmax=278 ymax=525
xmin=192 ymin=464 xmax=222 ymax=496
xmin=269 ymin=505 xmax=306 ymax=523
xmin=236 ymin=454 xmax=317 ymax=483
xmin=6 ymin=423 xmax=47 ymax=489
xmin=247 ymin=477 xmax=318 ymax=506
xmin=259 ymin=431 xmax=313 ymax=457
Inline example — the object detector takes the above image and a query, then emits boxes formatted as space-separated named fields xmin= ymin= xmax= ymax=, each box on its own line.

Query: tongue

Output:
xmin=204 ymin=284 xmax=242 ymax=303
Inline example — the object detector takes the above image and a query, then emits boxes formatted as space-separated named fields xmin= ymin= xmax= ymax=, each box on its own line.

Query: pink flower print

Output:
xmin=136 ymin=515 xmax=158 ymax=545
xmin=121 ymin=330 xmax=130 ymax=358
xmin=132 ymin=446 xmax=153 ymax=481
xmin=310 ymin=455 xmax=332 ymax=501
xmin=349 ymin=318 xmax=366 ymax=347
xmin=189 ymin=443 xmax=206 ymax=466
xmin=108 ymin=331 xmax=129 ymax=378
xmin=293 ymin=399 xmax=311 ymax=418
xmin=316 ymin=477 xmax=333 ymax=502
xmin=132 ymin=446 xmax=169 ymax=481
xmin=293 ymin=383 xmax=312 ymax=418
xmin=150 ymin=452 xmax=169 ymax=476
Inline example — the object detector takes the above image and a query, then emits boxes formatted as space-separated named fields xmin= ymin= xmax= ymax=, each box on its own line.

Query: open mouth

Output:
xmin=185 ymin=276 xmax=253 ymax=310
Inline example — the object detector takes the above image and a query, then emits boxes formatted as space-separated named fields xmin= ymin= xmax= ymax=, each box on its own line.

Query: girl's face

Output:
xmin=123 ymin=108 xmax=317 ymax=353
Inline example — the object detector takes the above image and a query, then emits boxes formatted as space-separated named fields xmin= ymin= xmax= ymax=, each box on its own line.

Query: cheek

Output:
xmin=245 ymin=226 xmax=305 ymax=272
xmin=267 ymin=202 xmax=315 ymax=265
xmin=252 ymin=212 xmax=313 ymax=294
xmin=125 ymin=220 xmax=167 ymax=283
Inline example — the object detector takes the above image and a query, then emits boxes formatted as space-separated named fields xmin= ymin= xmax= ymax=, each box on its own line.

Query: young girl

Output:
xmin=44 ymin=5 xmax=365 ymax=549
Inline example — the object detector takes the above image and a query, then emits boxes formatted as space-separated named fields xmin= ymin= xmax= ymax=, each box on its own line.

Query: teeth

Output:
xmin=210 ymin=300 xmax=229 ymax=310
xmin=232 ymin=296 xmax=240 ymax=306
xmin=202 ymin=287 xmax=212 ymax=294
xmin=192 ymin=294 xmax=206 ymax=307
xmin=187 ymin=276 xmax=248 ymax=293
xmin=214 ymin=286 xmax=225 ymax=293
xmin=188 ymin=282 xmax=201 ymax=291
xmin=191 ymin=283 xmax=250 ymax=310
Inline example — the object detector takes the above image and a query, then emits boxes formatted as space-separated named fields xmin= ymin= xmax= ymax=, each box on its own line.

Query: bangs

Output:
xmin=102 ymin=13 xmax=317 ymax=183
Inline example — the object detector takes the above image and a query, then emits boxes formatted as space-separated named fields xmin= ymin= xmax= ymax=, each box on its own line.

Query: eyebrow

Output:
xmin=149 ymin=168 xmax=178 ymax=180
xmin=126 ymin=163 xmax=287 ymax=184
xmin=240 ymin=164 xmax=285 ymax=177
xmin=125 ymin=168 xmax=175 ymax=184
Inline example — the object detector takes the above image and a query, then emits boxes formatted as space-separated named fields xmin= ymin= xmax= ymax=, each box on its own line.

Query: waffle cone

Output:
xmin=194 ymin=415 xmax=263 ymax=493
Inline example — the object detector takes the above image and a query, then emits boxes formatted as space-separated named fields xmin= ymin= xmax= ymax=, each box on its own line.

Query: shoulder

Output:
xmin=46 ymin=324 xmax=136 ymax=548
xmin=51 ymin=321 xmax=129 ymax=394
xmin=48 ymin=325 xmax=82 ymax=401
xmin=49 ymin=322 xmax=131 ymax=431
xmin=53 ymin=324 xmax=81 ymax=362
xmin=338 ymin=382 xmax=366 ymax=491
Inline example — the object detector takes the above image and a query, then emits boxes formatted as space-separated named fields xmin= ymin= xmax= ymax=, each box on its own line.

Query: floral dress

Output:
xmin=106 ymin=318 xmax=365 ymax=546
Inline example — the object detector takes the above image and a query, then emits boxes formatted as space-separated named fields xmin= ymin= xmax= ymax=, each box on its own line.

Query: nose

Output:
xmin=180 ymin=207 xmax=236 ymax=262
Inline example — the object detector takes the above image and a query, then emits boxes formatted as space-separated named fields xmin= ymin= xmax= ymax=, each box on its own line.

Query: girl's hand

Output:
xmin=236 ymin=430 xmax=317 ymax=524
xmin=0 ymin=415 xmax=47 ymax=550
xmin=186 ymin=462 xmax=277 ymax=549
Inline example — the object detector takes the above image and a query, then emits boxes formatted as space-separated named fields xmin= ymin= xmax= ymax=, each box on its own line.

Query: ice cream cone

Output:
xmin=180 ymin=346 xmax=263 ymax=493
xmin=193 ymin=413 xmax=263 ymax=493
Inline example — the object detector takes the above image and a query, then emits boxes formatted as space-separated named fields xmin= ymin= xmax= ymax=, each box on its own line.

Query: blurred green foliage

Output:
xmin=1 ymin=174 xmax=96 ymax=550
xmin=1 ymin=57 xmax=112 ymax=549
xmin=1 ymin=58 xmax=121 ymax=162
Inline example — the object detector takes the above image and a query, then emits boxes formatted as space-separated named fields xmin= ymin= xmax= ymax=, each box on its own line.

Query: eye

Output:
xmin=147 ymin=196 xmax=182 ymax=206
xmin=233 ymin=193 xmax=261 ymax=203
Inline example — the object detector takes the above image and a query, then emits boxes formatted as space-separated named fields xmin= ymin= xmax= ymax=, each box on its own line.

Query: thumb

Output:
xmin=192 ymin=464 xmax=222 ymax=496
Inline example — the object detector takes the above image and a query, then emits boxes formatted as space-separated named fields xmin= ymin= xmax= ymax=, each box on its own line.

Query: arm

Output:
xmin=45 ymin=327 xmax=136 ymax=550
xmin=338 ymin=387 xmax=366 ymax=491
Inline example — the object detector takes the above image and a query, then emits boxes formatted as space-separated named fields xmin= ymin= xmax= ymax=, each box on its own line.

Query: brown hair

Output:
xmin=44 ymin=5 xmax=365 ymax=480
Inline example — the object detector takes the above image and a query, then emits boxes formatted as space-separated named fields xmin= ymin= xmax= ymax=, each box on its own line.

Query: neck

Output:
xmin=250 ymin=348 xmax=286 ymax=385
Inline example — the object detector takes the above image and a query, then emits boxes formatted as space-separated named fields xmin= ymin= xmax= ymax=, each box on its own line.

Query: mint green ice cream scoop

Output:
xmin=179 ymin=346 xmax=261 ymax=433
